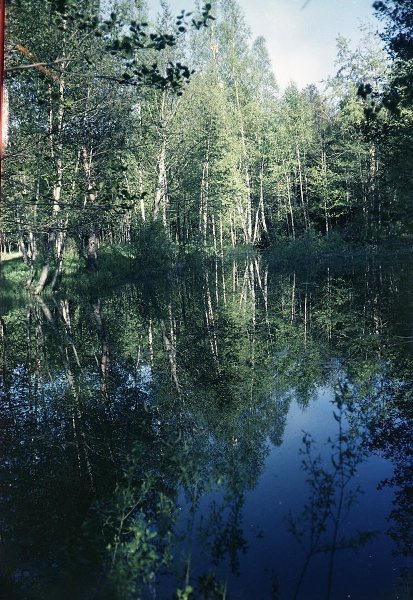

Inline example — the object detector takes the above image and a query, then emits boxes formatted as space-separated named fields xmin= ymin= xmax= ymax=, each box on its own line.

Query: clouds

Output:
xmin=241 ymin=0 xmax=326 ymax=89
xmin=237 ymin=0 xmax=377 ymax=89
xmin=148 ymin=0 xmax=377 ymax=90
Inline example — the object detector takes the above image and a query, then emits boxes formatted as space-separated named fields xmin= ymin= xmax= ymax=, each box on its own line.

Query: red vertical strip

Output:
xmin=0 ymin=0 xmax=5 ymax=158
xmin=0 ymin=0 xmax=4 ymax=262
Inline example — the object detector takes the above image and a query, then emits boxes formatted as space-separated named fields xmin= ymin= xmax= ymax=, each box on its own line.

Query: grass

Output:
xmin=1 ymin=251 xmax=23 ymax=262
xmin=0 ymin=255 xmax=32 ymax=313
xmin=0 ymin=253 xmax=30 ymax=284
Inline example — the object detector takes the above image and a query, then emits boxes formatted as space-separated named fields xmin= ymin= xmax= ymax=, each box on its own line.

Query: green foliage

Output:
xmin=3 ymin=0 xmax=412 ymax=293
xmin=104 ymin=3 xmax=215 ymax=94
xmin=0 ymin=256 xmax=30 ymax=287
xmin=131 ymin=221 xmax=176 ymax=270
xmin=174 ymin=585 xmax=194 ymax=599
xmin=373 ymin=0 xmax=413 ymax=109
xmin=267 ymin=230 xmax=348 ymax=266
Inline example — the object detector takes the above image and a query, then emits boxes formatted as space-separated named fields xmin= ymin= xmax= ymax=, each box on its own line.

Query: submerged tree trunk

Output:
xmin=93 ymin=298 xmax=110 ymax=403
xmin=0 ymin=316 xmax=6 ymax=385
xmin=36 ymin=297 xmax=95 ymax=489
xmin=161 ymin=306 xmax=181 ymax=394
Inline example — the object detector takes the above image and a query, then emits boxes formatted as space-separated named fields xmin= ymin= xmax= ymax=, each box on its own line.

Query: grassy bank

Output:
xmin=265 ymin=231 xmax=413 ymax=268
xmin=2 ymin=232 xmax=412 ymax=300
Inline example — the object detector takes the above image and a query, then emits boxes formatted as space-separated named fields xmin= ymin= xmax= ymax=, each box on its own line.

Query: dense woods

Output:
xmin=1 ymin=2 xmax=412 ymax=598
xmin=1 ymin=0 xmax=413 ymax=289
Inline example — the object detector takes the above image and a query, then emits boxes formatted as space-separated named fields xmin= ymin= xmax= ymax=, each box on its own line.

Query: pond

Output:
xmin=0 ymin=252 xmax=412 ymax=599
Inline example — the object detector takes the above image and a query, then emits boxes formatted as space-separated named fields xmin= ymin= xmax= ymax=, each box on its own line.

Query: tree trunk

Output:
xmin=234 ymin=81 xmax=252 ymax=244
xmin=199 ymin=138 xmax=210 ymax=247
xmin=81 ymin=145 xmax=99 ymax=270
xmin=296 ymin=145 xmax=309 ymax=230
xmin=153 ymin=138 xmax=168 ymax=224
xmin=33 ymin=66 xmax=67 ymax=293
xmin=321 ymin=149 xmax=330 ymax=236
xmin=286 ymin=171 xmax=296 ymax=240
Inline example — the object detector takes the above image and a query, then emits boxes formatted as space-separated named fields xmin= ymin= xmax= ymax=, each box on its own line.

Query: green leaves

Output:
xmin=102 ymin=3 xmax=215 ymax=93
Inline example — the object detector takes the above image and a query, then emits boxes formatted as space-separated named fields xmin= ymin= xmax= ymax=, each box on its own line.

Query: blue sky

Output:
xmin=148 ymin=0 xmax=379 ymax=89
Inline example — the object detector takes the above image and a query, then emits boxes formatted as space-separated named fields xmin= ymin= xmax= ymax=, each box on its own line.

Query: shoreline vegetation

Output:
xmin=2 ymin=233 xmax=412 ymax=300
xmin=1 ymin=4 xmax=412 ymax=597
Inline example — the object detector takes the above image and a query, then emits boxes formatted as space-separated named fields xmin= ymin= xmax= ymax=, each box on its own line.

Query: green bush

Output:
xmin=267 ymin=230 xmax=348 ymax=265
xmin=131 ymin=221 xmax=177 ymax=271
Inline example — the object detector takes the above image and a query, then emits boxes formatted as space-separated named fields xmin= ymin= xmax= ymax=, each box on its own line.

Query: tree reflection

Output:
xmin=0 ymin=255 xmax=412 ymax=598
xmin=345 ymin=357 xmax=413 ymax=596
xmin=288 ymin=383 xmax=378 ymax=600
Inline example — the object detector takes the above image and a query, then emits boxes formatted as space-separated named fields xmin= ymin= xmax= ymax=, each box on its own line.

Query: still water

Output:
xmin=0 ymin=253 xmax=412 ymax=599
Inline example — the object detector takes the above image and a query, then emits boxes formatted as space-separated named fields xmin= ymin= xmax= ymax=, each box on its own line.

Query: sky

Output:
xmin=148 ymin=0 xmax=379 ymax=90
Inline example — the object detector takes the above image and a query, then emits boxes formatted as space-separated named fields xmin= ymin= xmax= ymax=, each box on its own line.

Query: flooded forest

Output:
xmin=1 ymin=0 xmax=412 ymax=598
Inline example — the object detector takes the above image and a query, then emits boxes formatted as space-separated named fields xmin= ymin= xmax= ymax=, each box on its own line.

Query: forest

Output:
xmin=1 ymin=1 xmax=413 ymax=599
xmin=1 ymin=0 xmax=413 ymax=292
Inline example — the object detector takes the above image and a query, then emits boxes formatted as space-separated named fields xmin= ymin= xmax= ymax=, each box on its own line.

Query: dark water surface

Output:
xmin=0 ymin=253 xmax=412 ymax=599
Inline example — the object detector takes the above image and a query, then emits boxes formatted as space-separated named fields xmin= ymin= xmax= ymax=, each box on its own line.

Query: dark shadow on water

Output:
xmin=0 ymin=254 xmax=412 ymax=598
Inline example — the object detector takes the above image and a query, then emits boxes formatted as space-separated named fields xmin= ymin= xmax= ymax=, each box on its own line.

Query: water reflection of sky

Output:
xmin=172 ymin=384 xmax=403 ymax=599
xmin=1 ymin=257 xmax=412 ymax=599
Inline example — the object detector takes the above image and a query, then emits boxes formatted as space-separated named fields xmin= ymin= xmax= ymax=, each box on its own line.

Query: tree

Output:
xmin=373 ymin=0 xmax=413 ymax=108
xmin=3 ymin=0 xmax=214 ymax=290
